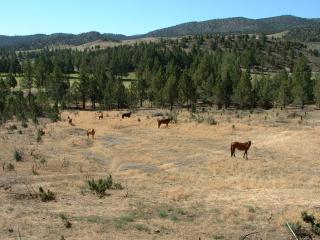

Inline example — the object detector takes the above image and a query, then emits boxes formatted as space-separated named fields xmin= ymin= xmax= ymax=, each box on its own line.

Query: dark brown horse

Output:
xmin=67 ymin=116 xmax=73 ymax=125
xmin=231 ymin=141 xmax=252 ymax=159
xmin=122 ymin=111 xmax=132 ymax=119
xmin=87 ymin=128 xmax=95 ymax=139
xmin=157 ymin=117 xmax=171 ymax=128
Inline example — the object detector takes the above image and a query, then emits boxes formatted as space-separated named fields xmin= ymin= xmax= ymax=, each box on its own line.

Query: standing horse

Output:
xmin=230 ymin=141 xmax=252 ymax=159
xmin=67 ymin=116 xmax=73 ymax=125
xmin=87 ymin=128 xmax=95 ymax=139
xmin=98 ymin=112 xmax=103 ymax=120
xmin=122 ymin=111 xmax=132 ymax=119
xmin=157 ymin=117 xmax=171 ymax=128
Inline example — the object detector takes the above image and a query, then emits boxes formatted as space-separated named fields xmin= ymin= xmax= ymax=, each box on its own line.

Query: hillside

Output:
xmin=0 ymin=15 xmax=320 ymax=50
xmin=0 ymin=32 xmax=127 ymax=49
xmin=145 ymin=15 xmax=320 ymax=37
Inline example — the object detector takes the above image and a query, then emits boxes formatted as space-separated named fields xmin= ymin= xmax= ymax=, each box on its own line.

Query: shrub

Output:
xmin=18 ymin=130 xmax=22 ymax=134
xmin=59 ymin=213 xmax=72 ymax=228
xmin=158 ymin=210 xmax=168 ymax=218
xmin=3 ymin=162 xmax=15 ymax=171
xmin=301 ymin=211 xmax=320 ymax=236
xmin=88 ymin=175 xmax=113 ymax=197
xmin=8 ymin=125 xmax=17 ymax=131
xmin=36 ymin=128 xmax=45 ymax=142
xmin=206 ymin=116 xmax=217 ymax=125
xmin=32 ymin=165 xmax=38 ymax=175
xmin=47 ymin=106 xmax=61 ymax=122
xmin=169 ymin=111 xmax=178 ymax=123
xmin=21 ymin=121 xmax=28 ymax=128
xmin=134 ymin=224 xmax=149 ymax=232
xmin=14 ymin=150 xmax=23 ymax=162
xmin=288 ymin=222 xmax=311 ymax=239
xmin=137 ymin=118 xmax=141 ymax=122
xmin=112 ymin=182 xmax=124 ymax=190
xmin=302 ymin=211 xmax=315 ymax=226
xmin=39 ymin=187 xmax=55 ymax=202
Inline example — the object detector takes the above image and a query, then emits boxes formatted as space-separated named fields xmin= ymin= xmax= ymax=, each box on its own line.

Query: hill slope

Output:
xmin=1 ymin=15 xmax=320 ymax=49
xmin=145 ymin=15 xmax=320 ymax=37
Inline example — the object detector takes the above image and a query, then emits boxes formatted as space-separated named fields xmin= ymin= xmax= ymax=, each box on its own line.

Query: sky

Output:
xmin=0 ymin=0 xmax=319 ymax=36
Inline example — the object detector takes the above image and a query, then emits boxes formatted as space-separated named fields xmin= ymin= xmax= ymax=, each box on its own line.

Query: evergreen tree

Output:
xmin=314 ymin=74 xmax=320 ymax=108
xmin=292 ymin=56 xmax=312 ymax=108
xmin=233 ymin=70 xmax=253 ymax=108
xmin=22 ymin=60 xmax=34 ymax=102
xmin=276 ymin=70 xmax=292 ymax=108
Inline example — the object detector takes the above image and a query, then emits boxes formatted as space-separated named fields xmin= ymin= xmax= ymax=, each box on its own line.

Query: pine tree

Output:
xmin=314 ymin=74 xmax=320 ymax=108
xmin=292 ymin=56 xmax=312 ymax=108
xmin=277 ymin=70 xmax=292 ymax=108
xmin=233 ymin=70 xmax=253 ymax=108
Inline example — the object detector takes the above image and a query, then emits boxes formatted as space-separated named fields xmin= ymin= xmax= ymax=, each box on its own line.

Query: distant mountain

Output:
xmin=0 ymin=15 xmax=320 ymax=50
xmin=145 ymin=15 xmax=320 ymax=37
xmin=0 ymin=31 xmax=128 ymax=49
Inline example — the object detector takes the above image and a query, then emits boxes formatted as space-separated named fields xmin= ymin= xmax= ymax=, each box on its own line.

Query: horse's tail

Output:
xmin=230 ymin=143 xmax=234 ymax=157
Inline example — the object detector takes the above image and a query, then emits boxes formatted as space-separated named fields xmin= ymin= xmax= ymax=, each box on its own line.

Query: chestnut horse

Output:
xmin=87 ymin=128 xmax=95 ymax=139
xmin=98 ymin=112 xmax=103 ymax=120
xmin=231 ymin=141 xmax=252 ymax=159
xmin=157 ymin=117 xmax=171 ymax=128
xmin=122 ymin=111 xmax=132 ymax=119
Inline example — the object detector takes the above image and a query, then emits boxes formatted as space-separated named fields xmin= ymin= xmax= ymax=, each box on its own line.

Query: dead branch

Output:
xmin=240 ymin=231 xmax=259 ymax=240
xmin=286 ymin=222 xmax=299 ymax=240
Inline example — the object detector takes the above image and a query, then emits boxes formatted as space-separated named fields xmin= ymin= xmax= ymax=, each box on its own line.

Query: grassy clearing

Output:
xmin=1 ymin=108 xmax=320 ymax=239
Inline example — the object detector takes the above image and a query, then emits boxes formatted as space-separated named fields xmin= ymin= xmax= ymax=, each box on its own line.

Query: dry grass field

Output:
xmin=1 ymin=108 xmax=320 ymax=240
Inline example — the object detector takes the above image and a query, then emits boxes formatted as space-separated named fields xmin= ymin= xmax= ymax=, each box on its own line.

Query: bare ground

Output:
xmin=1 ymin=108 xmax=320 ymax=240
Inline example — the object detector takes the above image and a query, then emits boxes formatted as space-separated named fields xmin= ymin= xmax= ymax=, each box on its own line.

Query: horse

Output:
xmin=230 ymin=141 xmax=252 ymax=159
xmin=67 ymin=116 xmax=73 ymax=125
xmin=122 ymin=111 xmax=132 ymax=119
xmin=98 ymin=112 xmax=103 ymax=120
xmin=87 ymin=128 xmax=95 ymax=139
xmin=157 ymin=117 xmax=171 ymax=128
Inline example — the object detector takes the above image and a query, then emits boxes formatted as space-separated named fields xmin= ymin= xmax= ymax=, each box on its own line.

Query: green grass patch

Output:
xmin=134 ymin=224 xmax=150 ymax=232
xmin=158 ymin=210 xmax=168 ymax=218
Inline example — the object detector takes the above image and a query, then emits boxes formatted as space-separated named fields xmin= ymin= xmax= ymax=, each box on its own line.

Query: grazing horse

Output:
xmin=67 ymin=116 xmax=73 ymax=125
xmin=231 ymin=141 xmax=252 ymax=159
xmin=98 ymin=112 xmax=103 ymax=120
xmin=87 ymin=128 xmax=95 ymax=139
xmin=157 ymin=117 xmax=171 ymax=128
xmin=122 ymin=111 xmax=132 ymax=119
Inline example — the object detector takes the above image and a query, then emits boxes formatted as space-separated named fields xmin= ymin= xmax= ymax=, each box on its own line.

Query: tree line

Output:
xmin=0 ymin=34 xmax=319 ymax=124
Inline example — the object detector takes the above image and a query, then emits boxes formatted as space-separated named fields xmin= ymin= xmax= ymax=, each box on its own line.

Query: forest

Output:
xmin=0 ymin=33 xmax=319 ymax=124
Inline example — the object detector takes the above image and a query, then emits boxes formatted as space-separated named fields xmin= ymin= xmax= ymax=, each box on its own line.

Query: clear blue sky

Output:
xmin=0 ymin=0 xmax=319 ymax=36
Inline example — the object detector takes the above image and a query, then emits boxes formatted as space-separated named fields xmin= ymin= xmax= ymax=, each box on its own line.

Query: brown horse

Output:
xmin=87 ymin=128 xmax=95 ymax=139
xmin=98 ymin=112 xmax=103 ymax=120
xmin=122 ymin=111 xmax=132 ymax=119
xmin=157 ymin=117 xmax=171 ymax=128
xmin=67 ymin=116 xmax=73 ymax=125
xmin=231 ymin=141 xmax=252 ymax=159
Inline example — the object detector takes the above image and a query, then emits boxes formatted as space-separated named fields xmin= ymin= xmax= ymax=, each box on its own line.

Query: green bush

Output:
xmin=158 ymin=210 xmax=168 ymax=218
xmin=14 ymin=149 xmax=23 ymax=161
xmin=47 ymin=106 xmax=61 ymax=122
xmin=88 ymin=175 xmax=113 ymax=197
xmin=39 ymin=187 xmax=55 ymax=202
